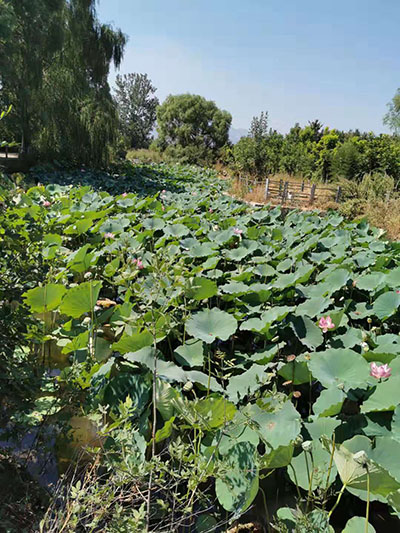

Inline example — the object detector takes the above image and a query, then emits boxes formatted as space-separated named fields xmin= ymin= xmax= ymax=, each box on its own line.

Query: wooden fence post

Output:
xmin=283 ymin=181 xmax=289 ymax=203
xmin=301 ymin=180 xmax=304 ymax=192
xmin=265 ymin=178 xmax=269 ymax=199
xmin=310 ymin=184 xmax=316 ymax=204
xmin=279 ymin=179 xmax=283 ymax=198
xmin=335 ymin=186 xmax=342 ymax=203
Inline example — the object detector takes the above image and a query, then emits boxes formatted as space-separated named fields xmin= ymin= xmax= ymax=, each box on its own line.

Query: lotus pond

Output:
xmin=2 ymin=163 xmax=400 ymax=532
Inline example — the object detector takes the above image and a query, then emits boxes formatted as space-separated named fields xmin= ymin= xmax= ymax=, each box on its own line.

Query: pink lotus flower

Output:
xmin=370 ymin=362 xmax=392 ymax=379
xmin=162 ymin=189 xmax=166 ymax=193
xmin=209 ymin=208 xmax=213 ymax=213
xmin=318 ymin=316 xmax=334 ymax=333
xmin=137 ymin=258 xmax=144 ymax=270
xmin=104 ymin=232 xmax=115 ymax=239
xmin=42 ymin=200 xmax=51 ymax=207
xmin=122 ymin=192 xmax=128 ymax=197
xmin=162 ymin=206 xmax=165 ymax=211
xmin=397 ymin=290 xmax=400 ymax=294
xmin=233 ymin=227 xmax=243 ymax=236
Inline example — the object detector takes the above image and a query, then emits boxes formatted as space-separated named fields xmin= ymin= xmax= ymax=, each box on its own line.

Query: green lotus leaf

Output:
xmin=186 ymin=277 xmax=217 ymax=300
xmin=215 ymin=441 xmax=259 ymax=513
xmin=125 ymin=347 xmax=187 ymax=382
xmin=23 ymin=283 xmax=67 ymax=312
xmin=112 ymin=329 xmax=153 ymax=354
xmin=373 ymin=291 xmax=400 ymax=320
xmin=290 ymin=315 xmax=324 ymax=349
xmin=226 ymin=364 xmax=270 ymax=402
xmin=186 ymin=308 xmax=237 ymax=343
xmin=342 ymin=517 xmax=375 ymax=533
xmin=312 ymin=387 xmax=346 ymax=417
xmin=194 ymin=396 xmax=236 ymax=429
xmin=288 ymin=439 xmax=337 ymax=491
xmin=361 ymin=376 xmax=400 ymax=413
xmin=59 ymin=281 xmax=102 ymax=318
xmin=142 ymin=217 xmax=165 ymax=231
xmin=278 ymin=356 xmax=312 ymax=385
xmin=174 ymin=339 xmax=204 ymax=368
xmin=245 ymin=400 xmax=301 ymax=449
xmin=309 ymin=349 xmax=370 ymax=390
xmin=164 ymin=223 xmax=189 ymax=237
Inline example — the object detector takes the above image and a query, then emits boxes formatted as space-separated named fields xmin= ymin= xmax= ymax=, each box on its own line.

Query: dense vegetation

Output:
xmin=114 ymin=73 xmax=159 ymax=150
xmin=3 ymin=163 xmax=400 ymax=531
xmin=0 ymin=0 xmax=126 ymax=166
xmin=155 ymin=94 xmax=232 ymax=165
xmin=225 ymin=113 xmax=400 ymax=183
xmin=3 ymin=3 xmax=400 ymax=531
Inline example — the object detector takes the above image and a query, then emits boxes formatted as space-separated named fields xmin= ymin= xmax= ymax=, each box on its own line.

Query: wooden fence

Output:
xmin=236 ymin=176 xmax=342 ymax=205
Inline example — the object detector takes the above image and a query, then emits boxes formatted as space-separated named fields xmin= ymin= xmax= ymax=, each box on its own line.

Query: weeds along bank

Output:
xmin=3 ymin=163 xmax=400 ymax=531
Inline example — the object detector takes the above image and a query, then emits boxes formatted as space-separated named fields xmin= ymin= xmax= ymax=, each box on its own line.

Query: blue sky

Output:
xmin=97 ymin=0 xmax=400 ymax=134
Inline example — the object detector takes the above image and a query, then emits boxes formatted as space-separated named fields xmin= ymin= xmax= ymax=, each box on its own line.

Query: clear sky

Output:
xmin=97 ymin=0 xmax=400 ymax=134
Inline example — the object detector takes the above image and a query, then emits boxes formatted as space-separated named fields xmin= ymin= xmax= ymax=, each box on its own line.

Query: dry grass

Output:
xmin=361 ymin=199 xmax=400 ymax=240
xmin=228 ymin=175 xmax=337 ymax=209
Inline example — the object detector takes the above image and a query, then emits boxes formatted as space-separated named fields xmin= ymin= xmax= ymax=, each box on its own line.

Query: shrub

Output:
xmin=338 ymin=198 xmax=368 ymax=218
xmin=358 ymin=171 xmax=395 ymax=201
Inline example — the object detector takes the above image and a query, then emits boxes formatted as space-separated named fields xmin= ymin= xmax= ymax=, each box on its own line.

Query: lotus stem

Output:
xmin=328 ymin=482 xmax=347 ymax=518
xmin=366 ymin=466 xmax=370 ymax=533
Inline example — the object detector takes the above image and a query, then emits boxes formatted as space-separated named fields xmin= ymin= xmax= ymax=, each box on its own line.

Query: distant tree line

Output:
xmin=1 ymin=1 xmax=400 ymax=176
xmin=225 ymin=108 xmax=400 ymax=182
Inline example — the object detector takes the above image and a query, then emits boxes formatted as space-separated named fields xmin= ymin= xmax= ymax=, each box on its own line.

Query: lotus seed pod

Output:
xmin=293 ymin=434 xmax=304 ymax=446
xmin=183 ymin=381 xmax=193 ymax=392
xmin=367 ymin=318 xmax=372 ymax=324
xmin=302 ymin=440 xmax=313 ymax=453
xmin=354 ymin=450 xmax=368 ymax=466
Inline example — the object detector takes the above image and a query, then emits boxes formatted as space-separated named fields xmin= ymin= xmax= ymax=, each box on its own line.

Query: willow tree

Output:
xmin=0 ymin=0 xmax=64 ymax=154
xmin=0 ymin=0 xmax=126 ymax=166
xmin=36 ymin=0 xmax=127 ymax=166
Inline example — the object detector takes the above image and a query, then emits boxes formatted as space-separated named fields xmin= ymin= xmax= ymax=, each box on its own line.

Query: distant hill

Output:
xmin=151 ymin=126 xmax=247 ymax=145
xmin=229 ymin=127 xmax=247 ymax=144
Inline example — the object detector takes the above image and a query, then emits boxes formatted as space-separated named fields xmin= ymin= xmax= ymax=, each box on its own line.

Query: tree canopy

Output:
xmin=384 ymin=88 xmax=400 ymax=135
xmin=0 ymin=0 xmax=126 ymax=166
xmin=156 ymin=94 xmax=232 ymax=164
xmin=114 ymin=73 xmax=159 ymax=149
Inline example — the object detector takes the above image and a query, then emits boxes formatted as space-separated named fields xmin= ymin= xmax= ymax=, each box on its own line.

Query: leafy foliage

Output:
xmin=0 ymin=0 xmax=126 ymax=165
xmin=114 ymin=73 xmax=159 ymax=149
xmin=156 ymin=94 xmax=232 ymax=164
xmin=227 ymin=111 xmax=400 ymax=183
xmin=3 ymin=162 xmax=400 ymax=530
